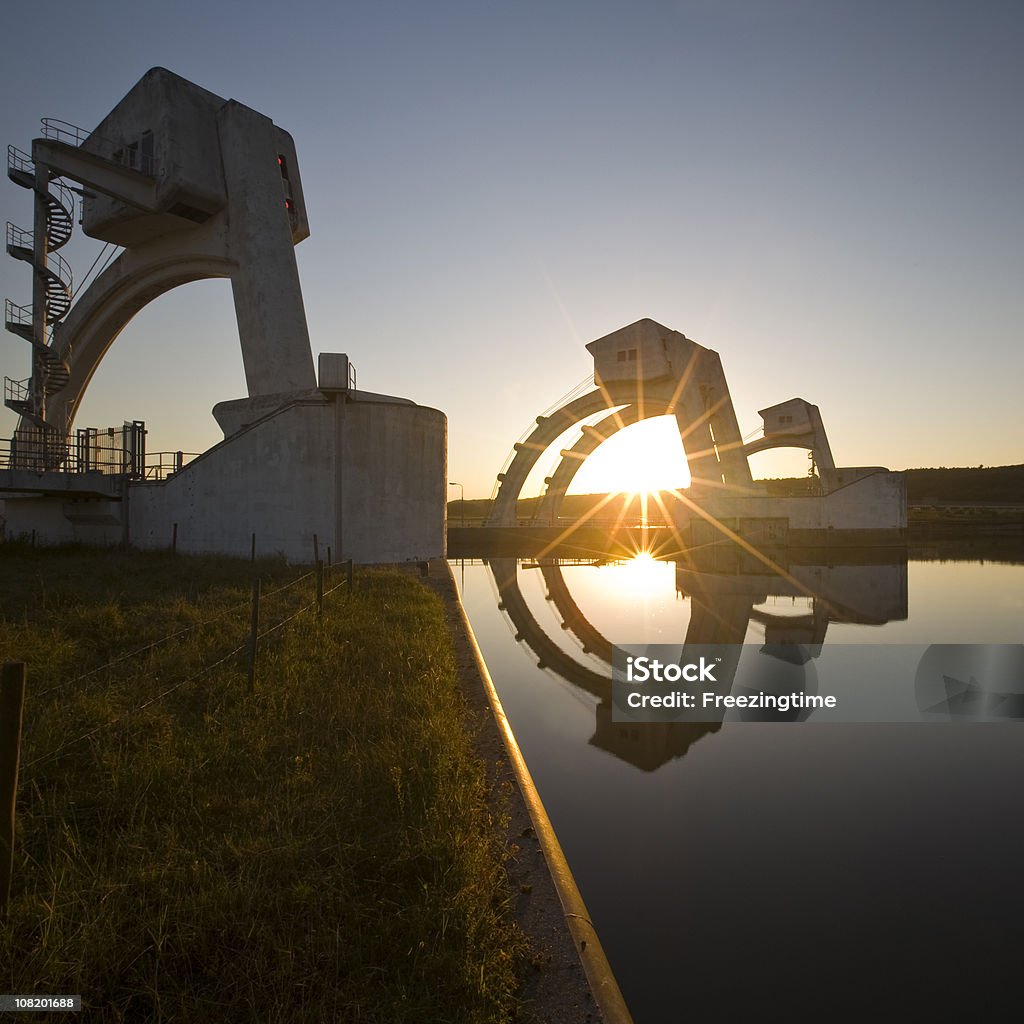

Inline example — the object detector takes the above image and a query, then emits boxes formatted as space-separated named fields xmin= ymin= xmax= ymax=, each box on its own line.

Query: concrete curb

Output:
xmin=441 ymin=562 xmax=634 ymax=1024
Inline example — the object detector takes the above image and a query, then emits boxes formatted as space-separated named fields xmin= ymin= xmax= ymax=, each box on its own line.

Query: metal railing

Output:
xmin=3 ymin=377 xmax=30 ymax=405
xmin=0 ymin=431 xmax=73 ymax=473
xmin=39 ymin=119 xmax=93 ymax=148
xmin=1 ymin=426 xmax=198 ymax=481
xmin=5 ymin=224 xmax=74 ymax=290
xmin=40 ymin=118 xmax=156 ymax=177
xmin=6 ymin=145 xmax=32 ymax=176
xmin=144 ymin=451 xmax=200 ymax=481
xmin=8 ymin=148 xmax=77 ymax=235
xmin=4 ymin=299 xmax=31 ymax=328
xmin=5 ymin=221 xmax=32 ymax=252
xmin=4 ymin=300 xmax=61 ymax=350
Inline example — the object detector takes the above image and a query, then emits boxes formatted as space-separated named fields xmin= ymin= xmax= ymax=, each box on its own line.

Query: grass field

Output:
xmin=0 ymin=545 xmax=527 ymax=1022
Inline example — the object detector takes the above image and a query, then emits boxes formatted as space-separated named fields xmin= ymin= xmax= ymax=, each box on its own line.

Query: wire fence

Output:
xmin=5 ymin=558 xmax=357 ymax=778
xmin=22 ymin=638 xmax=252 ymax=771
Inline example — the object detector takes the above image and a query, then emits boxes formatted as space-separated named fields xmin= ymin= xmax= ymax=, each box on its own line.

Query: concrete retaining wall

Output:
xmin=0 ymin=494 xmax=125 ymax=547
xmin=1 ymin=391 xmax=446 ymax=564
xmin=128 ymin=397 xmax=336 ymax=559
xmin=684 ymin=469 xmax=906 ymax=543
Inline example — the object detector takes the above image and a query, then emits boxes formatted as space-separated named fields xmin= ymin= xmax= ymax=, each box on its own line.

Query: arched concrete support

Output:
xmin=15 ymin=69 xmax=317 ymax=436
xmin=539 ymin=559 xmax=615 ymax=664
xmin=496 ymin=557 xmax=757 ymax=684
xmin=488 ymin=382 xmax=686 ymax=527
xmin=745 ymin=436 xmax=816 ymax=459
xmin=46 ymin=242 xmax=235 ymax=430
xmin=489 ymin=557 xmax=723 ymax=771
xmin=486 ymin=556 xmax=735 ymax=771
xmin=535 ymin=405 xmax=644 ymax=523
xmin=488 ymin=325 xmax=756 ymax=527
xmin=489 ymin=557 xmax=610 ymax=698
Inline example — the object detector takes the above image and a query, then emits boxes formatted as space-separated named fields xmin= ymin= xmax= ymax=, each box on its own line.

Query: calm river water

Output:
xmin=452 ymin=547 xmax=1024 ymax=1022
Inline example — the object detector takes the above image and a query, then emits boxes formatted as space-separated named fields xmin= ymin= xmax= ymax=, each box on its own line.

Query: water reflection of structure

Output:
xmin=488 ymin=550 xmax=908 ymax=772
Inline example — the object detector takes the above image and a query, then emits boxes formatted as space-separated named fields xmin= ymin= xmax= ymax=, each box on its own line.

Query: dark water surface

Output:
xmin=452 ymin=552 xmax=1024 ymax=1023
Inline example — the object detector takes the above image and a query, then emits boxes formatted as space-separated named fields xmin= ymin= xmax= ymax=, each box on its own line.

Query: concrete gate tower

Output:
xmin=488 ymin=319 xmax=754 ymax=526
xmin=486 ymin=318 xmax=905 ymax=543
xmin=2 ymin=69 xmax=445 ymax=562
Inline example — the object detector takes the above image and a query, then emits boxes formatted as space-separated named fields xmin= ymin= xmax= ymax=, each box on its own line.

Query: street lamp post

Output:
xmin=448 ymin=481 xmax=465 ymax=526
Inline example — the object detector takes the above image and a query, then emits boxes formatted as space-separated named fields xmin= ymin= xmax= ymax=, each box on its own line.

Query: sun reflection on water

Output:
xmin=610 ymin=549 xmax=671 ymax=598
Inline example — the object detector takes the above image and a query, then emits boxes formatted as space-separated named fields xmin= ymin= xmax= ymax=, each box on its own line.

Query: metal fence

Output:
xmin=0 ymin=422 xmax=197 ymax=481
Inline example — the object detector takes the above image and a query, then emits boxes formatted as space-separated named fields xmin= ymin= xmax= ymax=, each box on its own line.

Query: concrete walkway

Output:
xmin=419 ymin=559 xmax=632 ymax=1024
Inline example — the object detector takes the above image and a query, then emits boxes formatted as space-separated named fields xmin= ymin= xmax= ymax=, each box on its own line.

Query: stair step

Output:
xmin=46 ymin=198 xmax=73 ymax=249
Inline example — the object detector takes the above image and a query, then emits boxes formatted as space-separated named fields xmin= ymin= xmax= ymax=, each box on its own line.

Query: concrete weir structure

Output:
xmin=488 ymin=318 xmax=905 ymax=544
xmin=1 ymin=69 xmax=445 ymax=562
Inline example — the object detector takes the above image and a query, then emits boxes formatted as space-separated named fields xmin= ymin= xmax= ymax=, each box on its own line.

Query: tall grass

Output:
xmin=0 ymin=546 xmax=527 ymax=1022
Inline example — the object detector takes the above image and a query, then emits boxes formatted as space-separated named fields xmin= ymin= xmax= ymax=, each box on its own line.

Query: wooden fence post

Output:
xmin=250 ymin=532 xmax=256 ymax=563
xmin=327 ymin=545 xmax=332 ymax=569
xmin=1 ymin=661 xmax=27 ymax=916
xmin=316 ymin=560 xmax=324 ymax=617
xmin=312 ymin=533 xmax=319 ymax=566
xmin=346 ymin=558 xmax=354 ymax=592
xmin=171 ymin=522 xmax=177 ymax=555
xmin=247 ymin=579 xmax=261 ymax=692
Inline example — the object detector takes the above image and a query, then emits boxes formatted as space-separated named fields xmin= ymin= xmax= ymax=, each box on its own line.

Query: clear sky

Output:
xmin=2 ymin=0 xmax=1022 ymax=497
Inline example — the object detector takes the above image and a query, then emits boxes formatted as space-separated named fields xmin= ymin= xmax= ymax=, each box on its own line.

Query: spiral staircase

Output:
xmin=4 ymin=144 xmax=75 ymax=436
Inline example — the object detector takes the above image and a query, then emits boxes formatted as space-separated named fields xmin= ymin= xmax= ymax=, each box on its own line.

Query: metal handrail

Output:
xmin=3 ymin=300 xmax=60 ymax=348
xmin=8 ymin=148 xmax=76 ymax=221
xmin=40 ymin=118 xmax=157 ymax=176
xmin=143 ymin=452 xmax=201 ymax=481
xmin=4 ymin=299 xmax=31 ymax=326
xmin=0 ymin=434 xmax=73 ymax=473
xmin=3 ymin=377 xmax=30 ymax=404
xmin=44 ymin=249 xmax=73 ymax=291
xmin=49 ymin=180 xmax=76 ymax=222
xmin=6 ymin=225 xmax=74 ymax=292
xmin=6 ymin=145 xmax=32 ymax=176
xmin=0 ymin=424 xmax=200 ymax=480
xmin=5 ymin=221 xmax=32 ymax=251
xmin=39 ymin=118 xmax=93 ymax=147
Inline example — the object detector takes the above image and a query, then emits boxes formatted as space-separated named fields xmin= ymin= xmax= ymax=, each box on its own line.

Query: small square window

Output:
xmin=628 ymin=349 xmax=638 ymax=361
xmin=617 ymin=350 xmax=627 ymax=362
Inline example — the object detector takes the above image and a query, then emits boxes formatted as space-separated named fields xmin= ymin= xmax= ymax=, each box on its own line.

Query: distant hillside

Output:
xmin=902 ymin=465 xmax=1024 ymax=504
xmin=758 ymin=465 xmax=1024 ymax=504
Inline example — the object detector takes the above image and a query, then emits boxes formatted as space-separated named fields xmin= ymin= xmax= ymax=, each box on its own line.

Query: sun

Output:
xmin=616 ymin=549 xmax=667 ymax=586
xmin=568 ymin=415 xmax=691 ymax=496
